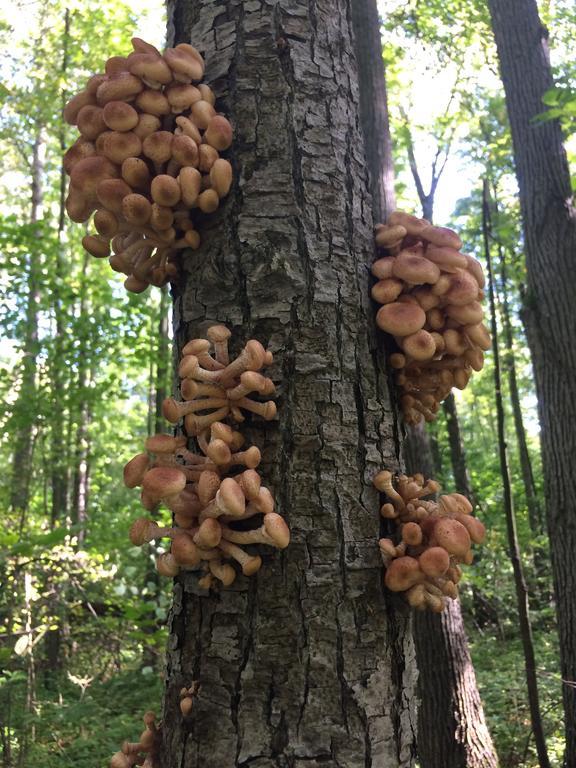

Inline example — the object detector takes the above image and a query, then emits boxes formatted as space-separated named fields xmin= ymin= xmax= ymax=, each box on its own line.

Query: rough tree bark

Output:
xmin=486 ymin=1 xmax=576 ymax=762
xmin=160 ymin=2 xmax=418 ymax=766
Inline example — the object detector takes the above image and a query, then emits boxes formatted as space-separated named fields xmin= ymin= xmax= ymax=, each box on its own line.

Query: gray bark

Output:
xmin=161 ymin=2 xmax=417 ymax=766
xmin=486 ymin=1 xmax=576 ymax=762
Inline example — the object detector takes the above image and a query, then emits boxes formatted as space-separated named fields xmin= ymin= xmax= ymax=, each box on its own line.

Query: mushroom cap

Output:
xmin=433 ymin=518 xmax=471 ymax=557
xmin=263 ymin=513 xmax=290 ymax=548
xmin=179 ymin=166 xmax=202 ymax=207
xmin=439 ymin=493 xmax=473 ymax=516
xmin=444 ymin=269 xmax=480 ymax=306
xmin=151 ymin=174 xmax=181 ymax=207
xmin=171 ymin=134 xmax=199 ymax=166
xmin=444 ymin=301 xmax=484 ymax=325
xmin=129 ymin=517 xmax=159 ymax=546
xmin=135 ymin=89 xmax=171 ymax=115
xmin=143 ymin=466 xmax=187 ymax=499
xmin=376 ymin=302 xmax=426 ymax=336
xmin=198 ymin=470 xmax=221 ymax=506
xmin=198 ymin=188 xmax=219 ymax=214
xmin=156 ymin=553 xmax=180 ymax=577
xmin=196 ymin=518 xmax=222 ymax=548
xmin=166 ymin=83 xmax=201 ymax=111
xmin=207 ymin=324 xmax=232 ymax=345
xmin=96 ymin=178 xmax=133 ymax=213
xmin=425 ymin=245 xmax=467 ymax=271
xmin=418 ymin=546 xmax=450 ymax=578
xmin=411 ymin=288 xmax=440 ymax=311
xmin=142 ymin=130 xmax=174 ymax=163
xmin=133 ymin=112 xmax=162 ymax=139
xmin=190 ymin=100 xmax=216 ymax=130
xmin=384 ymin=556 xmax=423 ymax=592
xmin=96 ymin=72 xmax=143 ymax=104
xmin=401 ymin=521 xmax=423 ymax=546
xmin=204 ymin=115 xmax=233 ymax=151
xmin=129 ymin=52 xmax=173 ymax=86
xmin=241 ymin=553 xmax=263 ymax=576
xmin=420 ymin=225 xmax=462 ymax=250
xmin=463 ymin=323 xmax=491 ymax=351
xmin=401 ymin=329 xmax=436 ymax=361
xmin=236 ymin=469 xmax=261 ymax=499
xmin=210 ymin=158 xmax=233 ymax=198
xmin=392 ymin=250 xmax=440 ymax=285
xmin=216 ymin=477 xmax=246 ymax=517
xmin=102 ymin=100 xmax=139 ymax=131
xmin=371 ymin=277 xmax=404 ymax=305
xmin=171 ymin=533 xmax=201 ymax=566
xmin=206 ymin=438 xmax=232 ymax=466
xmin=465 ymin=255 xmax=486 ymax=288
xmin=371 ymin=256 xmax=396 ymax=280
xmin=63 ymin=138 xmax=96 ymax=175
xmin=375 ymin=223 xmax=407 ymax=249
xmin=388 ymin=210 xmax=429 ymax=236
xmin=121 ymin=156 xmax=150 ymax=189
xmin=70 ymin=155 xmax=119 ymax=201
xmin=457 ymin=515 xmax=486 ymax=544
xmin=164 ymin=45 xmax=205 ymax=82
xmin=122 ymin=193 xmax=152 ymax=225
xmin=76 ymin=105 xmax=107 ymax=141
xmin=198 ymin=144 xmax=219 ymax=172
xmin=123 ymin=452 xmax=150 ymax=488
xmin=145 ymin=434 xmax=186 ymax=453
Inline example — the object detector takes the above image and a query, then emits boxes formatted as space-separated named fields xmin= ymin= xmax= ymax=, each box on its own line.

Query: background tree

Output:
xmin=486 ymin=0 xmax=576 ymax=762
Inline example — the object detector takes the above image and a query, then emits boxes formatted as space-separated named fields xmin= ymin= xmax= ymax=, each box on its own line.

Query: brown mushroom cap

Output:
xmin=69 ymin=156 xmax=119 ymax=201
xmin=425 ymin=245 xmax=468 ymax=271
xmin=433 ymin=518 xmax=471 ymax=558
xmin=123 ymin=452 xmax=150 ymax=488
xmin=392 ymin=250 xmax=440 ymax=285
xmin=96 ymin=72 xmax=143 ymax=104
xmin=102 ymin=100 xmax=139 ymax=131
xmin=384 ymin=556 xmax=423 ymax=592
xmin=210 ymin=158 xmax=233 ymax=198
xmin=420 ymin=224 xmax=462 ymax=250
xmin=371 ymin=256 xmax=396 ymax=280
xmin=401 ymin=329 xmax=437 ymax=361
xmin=142 ymin=130 xmax=174 ymax=164
xmin=443 ymin=270 xmax=480 ymax=306
xmin=376 ymin=302 xmax=426 ymax=336
xmin=204 ymin=115 xmax=233 ymax=151
xmin=418 ymin=546 xmax=450 ymax=578
xmin=151 ymin=175 xmax=181 ymax=207
xmin=216 ymin=478 xmax=246 ymax=517
xmin=444 ymin=301 xmax=484 ymax=325
xmin=143 ymin=466 xmax=187 ymax=500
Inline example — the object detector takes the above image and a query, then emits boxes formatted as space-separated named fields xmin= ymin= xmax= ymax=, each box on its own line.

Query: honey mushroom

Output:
xmin=63 ymin=38 xmax=234 ymax=294
xmin=123 ymin=324 xmax=289 ymax=588
xmin=373 ymin=470 xmax=485 ymax=612
xmin=110 ymin=711 xmax=160 ymax=768
xmin=371 ymin=210 xmax=490 ymax=425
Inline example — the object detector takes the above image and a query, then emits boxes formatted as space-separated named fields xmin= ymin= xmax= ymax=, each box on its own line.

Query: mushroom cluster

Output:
xmin=110 ymin=711 xmax=160 ymax=768
xmin=372 ymin=210 xmax=490 ymax=425
xmin=179 ymin=681 xmax=200 ymax=717
xmin=123 ymin=325 xmax=289 ymax=588
xmin=163 ymin=324 xmax=277 ymax=435
xmin=374 ymin=470 xmax=485 ymax=612
xmin=63 ymin=38 xmax=233 ymax=293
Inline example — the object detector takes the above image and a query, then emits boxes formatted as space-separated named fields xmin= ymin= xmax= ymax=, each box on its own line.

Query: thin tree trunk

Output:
xmin=10 ymin=130 xmax=45 ymax=518
xmin=50 ymin=8 xmax=72 ymax=529
xmin=161 ymin=2 xmax=417 ymax=765
xmin=483 ymin=179 xmax=549 ymax=768
xmin=442 ymin=394 xmax=474 ymax=501
xmin=486 ymin=2 xmax=576 ymax=761
xmin=495 ymin=238 xmax=542 ymax=534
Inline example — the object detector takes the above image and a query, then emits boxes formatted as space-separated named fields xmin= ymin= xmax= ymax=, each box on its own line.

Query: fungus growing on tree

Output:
xmin=371 ymin=211 xmax=490 ymax=424
xmin=110 ymin=711 xmax=160 ymax=768
xmin=373 ymin=471 xmax=485 ymax=612
xmin=63 ymin=38 xmax=234 ymax=293
xmin=123 ymin=325 xmax=289 ymax=588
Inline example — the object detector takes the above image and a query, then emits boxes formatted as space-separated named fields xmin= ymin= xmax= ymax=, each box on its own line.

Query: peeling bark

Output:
xmin=160 ymin=2 xmax=417 ymax=766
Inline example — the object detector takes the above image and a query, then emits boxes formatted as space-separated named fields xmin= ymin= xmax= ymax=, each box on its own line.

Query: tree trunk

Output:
xmin=404 ymin=423 xmax=497 ymax=768
xmin=442 ymin=394 xmax=474 ymax=501
xmin=496 ymin=240 xmax=542 ymax=534
xmin=161 ymin=2 xmax=417 ymax=766
xmin=10 ymin=130 xmax=44 ymax=519
xmin=486 ymin=1 xmax=576 ymax=761
xmin=483 ymin=180 xmax=549 ymax=768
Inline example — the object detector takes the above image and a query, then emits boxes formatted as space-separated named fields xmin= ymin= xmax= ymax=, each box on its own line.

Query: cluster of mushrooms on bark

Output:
xmin=372 ymin=210 xmax=490 ymax=425
xmin=63 ymin=38 xmax=233 ymax=293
